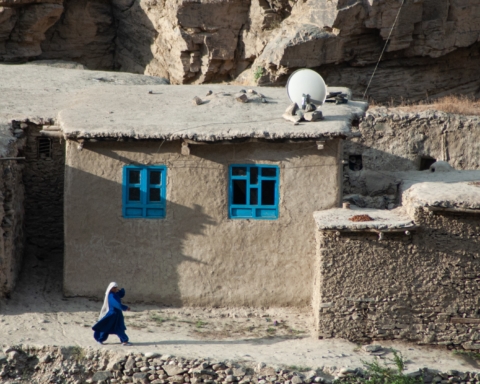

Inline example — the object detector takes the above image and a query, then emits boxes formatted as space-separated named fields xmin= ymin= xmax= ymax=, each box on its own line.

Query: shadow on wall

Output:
xmin=63 ymin=163 xmax=216 ymax=306
xmin=112 ymin=0 xmax=157 ymax=75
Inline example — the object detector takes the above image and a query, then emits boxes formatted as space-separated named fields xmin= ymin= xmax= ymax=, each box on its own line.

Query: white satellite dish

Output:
xmin=286 ymin=69 xmax=327 ymax=108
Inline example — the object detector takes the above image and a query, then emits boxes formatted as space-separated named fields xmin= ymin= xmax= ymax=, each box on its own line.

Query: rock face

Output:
xmin=1 ymin=0 xmax=480 ymax=100
xmin=249 ymin=0 xmax=480 ymax=100
xmin=0 ymin=1 xmax=63 ymax=60
xmin=39 ymin=0 xmax=115 ymax=69
xmin=111 ymin=0 xmax=275 ymax=84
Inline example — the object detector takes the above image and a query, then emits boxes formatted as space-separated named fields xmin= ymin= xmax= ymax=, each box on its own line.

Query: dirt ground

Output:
xmin=0 ymin=250 xmax=478 ymax=374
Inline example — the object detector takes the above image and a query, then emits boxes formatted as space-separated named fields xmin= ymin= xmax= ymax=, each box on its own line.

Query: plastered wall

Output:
xmin=64 ymin=139 xmax=342 ymax=306
xmin=315 ymin=208 xmax=480 ymax=347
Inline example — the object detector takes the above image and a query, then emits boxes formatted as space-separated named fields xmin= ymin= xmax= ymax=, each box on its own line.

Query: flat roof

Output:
xmin=0 ymin=63 xmax=368 ymax=142
xmin=400 ymin=170 xmax=480 ymax=210
xmin=313 ymin=206 xmax=415 ymax=231
xmin=315 ymin=170 xmax=480 ymax=232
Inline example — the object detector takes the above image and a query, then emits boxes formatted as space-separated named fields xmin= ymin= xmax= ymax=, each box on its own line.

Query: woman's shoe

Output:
xmin=122 ymin=342 xmax=132 ymax=346
xmin=96 ymin=341 xmax=104 ymax=345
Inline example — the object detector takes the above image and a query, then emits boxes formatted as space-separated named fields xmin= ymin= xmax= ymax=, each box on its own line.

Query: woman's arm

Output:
xmin=108 ymin=293 xmax=129 ymax=311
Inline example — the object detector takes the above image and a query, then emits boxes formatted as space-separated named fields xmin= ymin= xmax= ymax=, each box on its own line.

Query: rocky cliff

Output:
xmin=1 ymin=0 xmax=480 ymax=102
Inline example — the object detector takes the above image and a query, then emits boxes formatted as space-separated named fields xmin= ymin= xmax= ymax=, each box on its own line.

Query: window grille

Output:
xmin=37 ymin=137 xmax=52 ymax=158
xmin=122 ymin=165 xmax=167 ymax=218
xmin=229 ymin=164 xmax=279 ymax=220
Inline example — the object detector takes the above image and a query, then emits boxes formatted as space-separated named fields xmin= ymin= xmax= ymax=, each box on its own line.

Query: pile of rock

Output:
xmin=282 ymin=103 xmax=323 ymax=124
xmin=193 ymin=89 xmax=267 ymax=106
xmin=1 ymin=345 xmax=479 ymax=384
xmin=0 ymin=345 xmax=333 ymax=384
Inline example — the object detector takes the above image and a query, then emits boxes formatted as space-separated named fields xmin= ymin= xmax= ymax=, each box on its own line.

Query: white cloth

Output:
xmin=98 ymin=282 xmax=118 ymax=321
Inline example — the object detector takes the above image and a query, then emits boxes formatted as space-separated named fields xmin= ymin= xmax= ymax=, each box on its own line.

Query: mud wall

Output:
xmin=63 ymin=139 xmax=342 ymax=306
xmin=314 ymin=207 xmax=480 ymax=347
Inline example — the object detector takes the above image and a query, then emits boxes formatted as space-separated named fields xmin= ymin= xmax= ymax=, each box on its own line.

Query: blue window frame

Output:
xmin=229 ymin=164 xmax=279 ymax=220
xmin=123 ymin=165 xmax=167 ymax=218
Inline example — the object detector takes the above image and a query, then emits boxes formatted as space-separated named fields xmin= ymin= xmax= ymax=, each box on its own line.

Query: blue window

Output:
xmin=229 ymin=164 xmax=279 ymax=220
xmin=123 ymin=165 xmax=166 ymax=218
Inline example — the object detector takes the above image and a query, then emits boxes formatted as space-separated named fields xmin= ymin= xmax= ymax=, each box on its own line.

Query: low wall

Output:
xmin=314 ymin=207 xmax=480 ymax=347
xmin=1 ymin=345 xmax=477 ymax=384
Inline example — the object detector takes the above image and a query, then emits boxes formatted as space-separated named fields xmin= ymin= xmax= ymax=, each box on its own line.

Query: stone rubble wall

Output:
xmin=0 ymin=122 xmax=26 ymax=297
xmin=0 ymin=345 xmax=478 ymax=384
xmin=314 ymin=207 xmax=480 ymax=346
xmin=23 ymin=123 xmax=65 ymax=263
xmin=343 ymin=108 xmax=480 ymax=209
xmin=0 ymin=120 xmax=65 ymax=298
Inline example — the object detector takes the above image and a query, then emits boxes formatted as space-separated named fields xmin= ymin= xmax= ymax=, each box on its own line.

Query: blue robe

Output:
xmin=92 ymin=288 xmax=129 ymax=343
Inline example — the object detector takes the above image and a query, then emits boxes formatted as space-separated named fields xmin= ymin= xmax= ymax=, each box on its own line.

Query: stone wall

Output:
xmin=314 ymin=207 xmax=480 ymax=346
xmin=1 ymin=344 xmax=479 ymax=384
xmin=0 ymin=122 xmax=26 ymax=297
xmin=23 ymin=124 xmax=65 ymax=267
xmin=64 ymin=139 xmax=342 ymax=306
xmin=342 ymin=108 xmax=480 ymax=209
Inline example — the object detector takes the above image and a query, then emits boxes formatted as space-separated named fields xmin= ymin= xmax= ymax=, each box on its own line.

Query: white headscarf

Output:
xmin=98 ymin=282 xmax=118 ymax=320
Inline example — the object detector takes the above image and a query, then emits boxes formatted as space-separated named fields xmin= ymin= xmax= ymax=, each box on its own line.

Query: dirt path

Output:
xmin=0 ymin=251 xmax=478 ymax=374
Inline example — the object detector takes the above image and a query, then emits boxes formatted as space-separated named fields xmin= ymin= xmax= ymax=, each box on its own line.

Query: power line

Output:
xmin=363 ymin=0 xmax=406 ymax=100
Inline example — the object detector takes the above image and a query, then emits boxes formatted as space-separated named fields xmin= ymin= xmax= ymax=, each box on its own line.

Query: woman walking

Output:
xmin=92 ymin=282 xmax=132 ymax=346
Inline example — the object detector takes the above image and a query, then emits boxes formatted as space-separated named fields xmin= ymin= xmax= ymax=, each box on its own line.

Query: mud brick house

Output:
xmin=0 ymin=63 xmax=368 ymax=305
xmin=59 ymin=87 xmax=367 ymax=306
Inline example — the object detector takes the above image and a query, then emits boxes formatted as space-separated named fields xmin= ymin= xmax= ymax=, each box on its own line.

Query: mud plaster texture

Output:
xmin=64 ymin=139 xmax=343 ymax=306
xmin=314 ymin=207 xmax=480 ymax=346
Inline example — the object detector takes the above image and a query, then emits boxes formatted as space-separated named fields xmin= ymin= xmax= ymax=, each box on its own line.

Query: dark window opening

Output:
xmin=233 ymin=179 xmax=247 ymax=204
xmin=129 ymin=170 xmax=140 ymax=184
xmin=149 ymin=188 xmax=161 ymax=202
xmin=250 ymin=188 xmax=258 ymax=205
xmin=250 ymin=167 xmax=258 ymax=185
xmin=232 ymin=167 xmax=247 ymax=176
xmin=128 ymin=187 xmax=141 ymax=201
xmin=150 ymin=171 xmax=161 ymax=185
xmin=261 ymin=167 xmax=277 ymax=177
xmin=348 ymin=155 xmax=363 ymax=171
xmin=420 ymin=157 xmax=436 ymax=171
xmin=37 ymin=137 xmax=52 ymax=159
xmin=261 ymin=180 xmax=276 ymax=205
